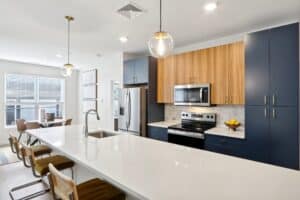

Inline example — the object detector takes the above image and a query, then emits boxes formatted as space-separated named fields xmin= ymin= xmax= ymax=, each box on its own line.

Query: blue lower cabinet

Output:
xmin=269 ymin=107 xmax=299 ymax=169
xmin=147 ymin=126 xmax=168 ymax=142
xmin=245 ymin=106 xmax=270 ymax=163
xmin=204 ymin=135 xmax=247 ymax=158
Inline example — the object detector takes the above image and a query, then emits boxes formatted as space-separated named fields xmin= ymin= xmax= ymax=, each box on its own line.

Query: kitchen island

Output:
xmin=27 ymin=125 xmax=300 ymax=200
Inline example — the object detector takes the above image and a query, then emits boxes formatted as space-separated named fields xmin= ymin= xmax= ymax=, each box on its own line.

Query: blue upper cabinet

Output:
xmin=245 ymin=30 xmax=270 ymax=106
xmin=134 ymin=57 xmax=149 ymax=84
xmin=123 ymin=59 xmax=136 ymax=85
xmin=269 ymin=23 xmax=299 ymax=106
xmin=123 ymin=57 xmax=149 ymax=85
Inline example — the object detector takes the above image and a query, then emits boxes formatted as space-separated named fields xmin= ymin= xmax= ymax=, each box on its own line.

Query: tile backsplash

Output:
xmin=165 ymin=104 xmax=245 ymax=128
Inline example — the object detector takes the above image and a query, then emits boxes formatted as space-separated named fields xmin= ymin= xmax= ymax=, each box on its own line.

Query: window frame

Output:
xmin=4 ymin=73 xmax=66 ymax=128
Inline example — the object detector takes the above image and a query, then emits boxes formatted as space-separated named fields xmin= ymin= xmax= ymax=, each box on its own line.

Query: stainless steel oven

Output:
xmin=167 ymin=112 xmax=216 ymax=149
xmin=174 ymin=84 xmax=210 ymax=106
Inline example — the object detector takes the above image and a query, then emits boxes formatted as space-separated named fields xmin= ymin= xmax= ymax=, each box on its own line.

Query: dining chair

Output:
xmin=65 ymin=118 xmax=72 ymax=126
xmin=9 ymin=146 xmax=75 ymax=200
xmin=48 ymin=163 xmax=125 ymax=200
xmin=16 ymin=119 xmax=26 ymax=142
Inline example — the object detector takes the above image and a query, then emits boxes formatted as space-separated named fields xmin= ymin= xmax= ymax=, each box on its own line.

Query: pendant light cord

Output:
xmin=159 ymin=0 xmax=162 ymax=32
xmin=67 ymin=19 xmax=70 ymax=64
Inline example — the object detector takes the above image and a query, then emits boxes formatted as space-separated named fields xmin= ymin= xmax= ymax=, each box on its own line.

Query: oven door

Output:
xmin=167 ymin=129 xmax=204 ymax=149
xmin=174 ymin=84 xmax=210 ymax=106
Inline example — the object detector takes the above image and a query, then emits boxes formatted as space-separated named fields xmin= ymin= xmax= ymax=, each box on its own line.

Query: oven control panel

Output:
xmin=181 ymin=112 xmax=216 ymax=122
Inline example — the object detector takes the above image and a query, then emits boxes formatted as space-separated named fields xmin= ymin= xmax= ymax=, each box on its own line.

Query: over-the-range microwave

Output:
xmin=174 ymin=84 xmax=210 ymax=106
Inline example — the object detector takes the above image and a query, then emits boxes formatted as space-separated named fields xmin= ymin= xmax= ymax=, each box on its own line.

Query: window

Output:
xmin=5 ymin=74 xmax=65 ymax=126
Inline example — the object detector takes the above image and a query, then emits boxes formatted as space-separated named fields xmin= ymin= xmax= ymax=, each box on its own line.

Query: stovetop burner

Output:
xmin=168 ymin=112 xmax=216 ymax=134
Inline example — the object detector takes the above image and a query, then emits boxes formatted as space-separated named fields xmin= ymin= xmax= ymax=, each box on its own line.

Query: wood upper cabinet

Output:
xmin=228 ymin=42 xmax=245 ymax=104
xmin=211 ymin=44 xmax=229 ymax=104
xmin=175 ymin=48 xmax=214 ymax=85
xmin=157 ymin=41 xmax=245 ymax=105
xmin=192 ymin=47 xmax=214 ymax=84
xmin=175 ymin=52 xmax=193 ymax=84
xmin=157 ymin=55 xmax=175 ymax=103
xmin=211 ymin=42 xmax=245 ymax=105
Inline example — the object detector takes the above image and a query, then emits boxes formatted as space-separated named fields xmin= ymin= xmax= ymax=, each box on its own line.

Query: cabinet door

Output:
xmin=205 ymin=135 xmax=247 ymax=158
xmin=157 ymin=56 xmax=176 ymax=103
xmin=134 ymin=57 xmax=149 ymax=84
xmin=245 ymin=30 xmax=269 ymax=106
xmin=147 ymin=126 xmax=168 ymax=142
xmin=245 ymin=106 xmax=270 ymax=163
xmin=228 ymin=42 xmax=245 ymax=104
xmin=123 ymin=60 xmax=135 ymax=85
xmin=269 ymin=23 xmax=299 ymax=106
xmin=175 ymin=52 xmax=193 ymax=85
xmin=270 ymin=107 xmax=299 ymax=169
xmin=211 ymin=45 xmax=229 ymax=104
xmin=192 ymin=48 xmax=213 ymax=84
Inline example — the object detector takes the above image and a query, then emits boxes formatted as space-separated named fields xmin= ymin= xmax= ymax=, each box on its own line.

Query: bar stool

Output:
xmin=8 ymin=135 xmax=52 ymax=167
xmin=16 ymin=119 xmax=26 ymax=142
xmin=65 ymin=118 xmax=72 ymax=126
xmin=25 ymin=122 xmax=41 ymax=145
xmin=9 ymin=146 xmax=74 ymax=200
xmin=48 ymin=163 xmax=125 ymax=200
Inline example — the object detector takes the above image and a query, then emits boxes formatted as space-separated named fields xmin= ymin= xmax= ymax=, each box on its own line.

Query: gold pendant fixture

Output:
xmin=148 ymin=0 xmax=174 ymax=58
xmin=62 ymin=16 xmax=74 ymax=77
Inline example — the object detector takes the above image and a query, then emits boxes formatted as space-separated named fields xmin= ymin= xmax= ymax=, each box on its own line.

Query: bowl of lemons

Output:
xmin=224 ymin=119 xmax=240 ymax=131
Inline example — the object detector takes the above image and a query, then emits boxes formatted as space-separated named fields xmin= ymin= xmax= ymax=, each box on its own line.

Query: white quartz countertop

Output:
xmin=147 ymin=120 xmax=179 ymax=128
xmin=205 ymin=127 xmax=245 ymax=139
xmin=27 ymin=125 xmax=300 ymax=200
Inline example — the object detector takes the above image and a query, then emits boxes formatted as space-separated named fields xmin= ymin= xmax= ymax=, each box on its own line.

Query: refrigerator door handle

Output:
xmin=128 ymin=90 xmax=132 ymax=130
xmin=125 ymin=90 xmax=129 ymax=130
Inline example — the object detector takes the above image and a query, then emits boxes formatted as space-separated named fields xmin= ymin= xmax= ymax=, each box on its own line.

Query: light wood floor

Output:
xmin=0 ymin=161 xmax=51 ymax=200
xmin=0 ymin=146 xmax=20 ymax=165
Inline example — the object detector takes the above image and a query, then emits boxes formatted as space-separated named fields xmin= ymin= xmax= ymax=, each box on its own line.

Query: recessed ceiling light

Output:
xmin=204 ymin=2 xmax=217 ymax=11
xmin=119 ymin=36 xmax=128 ymax=43
xmin=56 ymin=54 xmax=63 ymax=58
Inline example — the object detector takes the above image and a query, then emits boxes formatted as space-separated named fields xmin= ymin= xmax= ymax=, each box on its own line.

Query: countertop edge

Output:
xmin=205 ymin=127 xmax=246 ymax=139
xmin=147 ymin=120 xmax=179 ymax=128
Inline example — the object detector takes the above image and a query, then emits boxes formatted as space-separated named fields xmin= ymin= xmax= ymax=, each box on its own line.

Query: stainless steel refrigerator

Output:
xmin=118 ymin=87 xmax=147 ymax=136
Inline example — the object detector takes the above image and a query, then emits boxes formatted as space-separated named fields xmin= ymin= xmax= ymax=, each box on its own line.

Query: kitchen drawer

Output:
xmin=204 ymin=134 xmax=247 ymax=158
xmin=147 ymin=126 xmax=168 ymax=142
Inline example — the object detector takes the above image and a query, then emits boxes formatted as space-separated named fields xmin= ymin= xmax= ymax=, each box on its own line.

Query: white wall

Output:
xmin=79 ymin=52 xmax=123 ymax=130
xmin=0 ymin=59 xmax=79 ymax=145
xmin=173 ymin=19 xmax=300 ymax=54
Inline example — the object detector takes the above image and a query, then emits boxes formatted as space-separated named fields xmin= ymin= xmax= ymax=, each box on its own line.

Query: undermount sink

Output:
xmin=88 ymin=131 xmax=117 ymax=139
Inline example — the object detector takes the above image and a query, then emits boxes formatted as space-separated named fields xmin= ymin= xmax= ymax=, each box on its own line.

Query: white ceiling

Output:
xmin=0 ymin=0 xmax=299 ymax=69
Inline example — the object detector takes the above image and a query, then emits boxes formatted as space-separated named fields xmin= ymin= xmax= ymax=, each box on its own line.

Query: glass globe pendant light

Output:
xmin=148 ymin=0 xmax=174 ymax=58
xmin=62 ymin=16 xmax=74 ymax=77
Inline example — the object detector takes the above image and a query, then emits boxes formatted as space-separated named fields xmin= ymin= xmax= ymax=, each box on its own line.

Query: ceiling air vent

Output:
xmin=117 ymin=2 xmax=145 ymax=20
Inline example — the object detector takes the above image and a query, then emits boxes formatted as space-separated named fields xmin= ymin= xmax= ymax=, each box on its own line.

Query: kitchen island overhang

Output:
xmin=27 ymin=125 xmax=300 ymax=200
